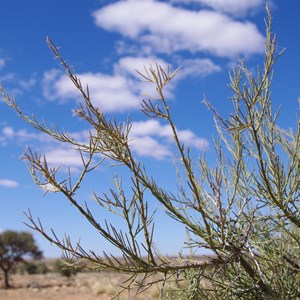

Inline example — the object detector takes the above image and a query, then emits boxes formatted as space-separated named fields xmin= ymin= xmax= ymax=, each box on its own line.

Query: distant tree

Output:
xmin=0 ymin=230 xmax=42 ymax=288
xmin=1 ymin=8 xmax=300 ymax=299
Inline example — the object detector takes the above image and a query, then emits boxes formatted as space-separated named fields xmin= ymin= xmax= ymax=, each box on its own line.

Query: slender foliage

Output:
xmin=1 ymin=7 xmax=299 ymax=299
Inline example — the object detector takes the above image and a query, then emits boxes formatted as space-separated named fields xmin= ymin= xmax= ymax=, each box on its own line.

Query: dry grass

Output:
xmin=0 ymin=256 xmax=214 ymax=299
xmin=0 ymin=271 xmax=170 ymax=300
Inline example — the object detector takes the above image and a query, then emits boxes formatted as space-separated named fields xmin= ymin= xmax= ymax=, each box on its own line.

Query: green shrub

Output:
xmin=53 ymin=260 xmax=77 ymax=278
xmin=18 ymin=261 xmax=48 ymax=275
xmin=1 ymin=7 xmax=299 ymax=299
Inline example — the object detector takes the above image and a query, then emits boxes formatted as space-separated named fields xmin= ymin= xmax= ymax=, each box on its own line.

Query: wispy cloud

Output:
xmin=0 ymin=73 xmax=15 ymax=86
xmin=19 ymin=76 xmax=37 ymax=91
xmin=0 ymin=72 xmax=37 ymax=96
xmin=0 ymin=178 xmax=19 ymax=188
xmin=0 ymin=58 xmax=5 ymax=70
xmin=177 ymin=58 xmax=221 ymax=78
xmin=0 ymin=126 xmax=49 ymax=146
xmin=0 ymin=49 xmax=36 ymax=95
xmin=92 ymin=0 xmax=264 ymax=58
xmin=0 ymin=125 xmax=90 ymax=172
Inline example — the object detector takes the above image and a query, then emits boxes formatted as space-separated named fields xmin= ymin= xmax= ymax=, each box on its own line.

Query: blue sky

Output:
xmin=0 ymin=0 xmax=300 ymax=258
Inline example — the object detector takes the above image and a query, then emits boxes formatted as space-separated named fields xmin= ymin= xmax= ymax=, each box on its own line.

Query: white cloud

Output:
xmin=131 ymin=119 xmax=209 ymax=150
xmin=42 ymin=70 xmax=142 ymax=113
xmin=43 ymin=147 xmax=87 ymax=173
xmin=42 ymin=69 xmax=62 ymax=101
xmin=0 ymin=72 xmax=37 ymax=96
xmin=36 ymin=120 xmax=209 ymax=162
xmin=2 ymin=126 xmax=14 ymax=137
xmin=173 ymin=0 xmax=265 ymax=16
xmin=48 ymin=71 xmax=141 ymax=112
xmin=1 ymin=118 xmax=208 ymax=162
xmin=178 ymin=129 xmax=209 ymax=150
xmin=1 ymin=126 xmax=49 ymax=145
xmin=115 ymin=56 xmax=177 ymax=99
xmin=114 ymin=56 xmax=169 ymax=78
xmin=178 ymin=58 xmax=221 ymax=78
xmin=130 ymin=136 xmax=171 ymax=159
xmin=42 ymin=57 xmax=172 ymax=113
xmin=1 ymin=124 xmax=92 ymax=172
xmin=42 ymin=55 xmax=220 ymax=113
xmin=92 ymin=0 xmax=264 ymax=58
xmin=129 ymin=119 xmax=209 ymax=159
xmin=198 ymin=0 xmax=264 ymax=15
xmin=130 ymin=119 xmax=173 ymax=137
xmin=44 ymin=146 xmax=93 ymax=174
xmin=0 ymin=179 xmax=19 ymax=188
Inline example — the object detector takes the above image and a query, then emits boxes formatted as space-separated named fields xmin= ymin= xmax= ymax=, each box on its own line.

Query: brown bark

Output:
xmin=3 ymin=269 xmax=11 ymax=288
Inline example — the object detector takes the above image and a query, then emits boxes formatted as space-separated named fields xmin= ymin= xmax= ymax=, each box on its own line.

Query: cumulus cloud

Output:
xmin=43 ymin=70 xmax=141 ymax=112
xmin=41 ymin=56 xmax=171 ymax=113
xmin=0 ymin=179 xmax=19 ymax=188
xmin=92 ymin=0 xmax=264 ymax=58
xmin=131 ymin=119 xmax=209 ymax=150
xmin=114 ymin=56 xmax=177 ymax=99
xmin=130 ymin=136 xmax=171 ymax=159
xmin=42 ymin=55 xmax=220 ymax=113
xmin=173 ymin=0 xmax=265 ymax=16
xmin=129 ymin=119 xmax=209 ymax=159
